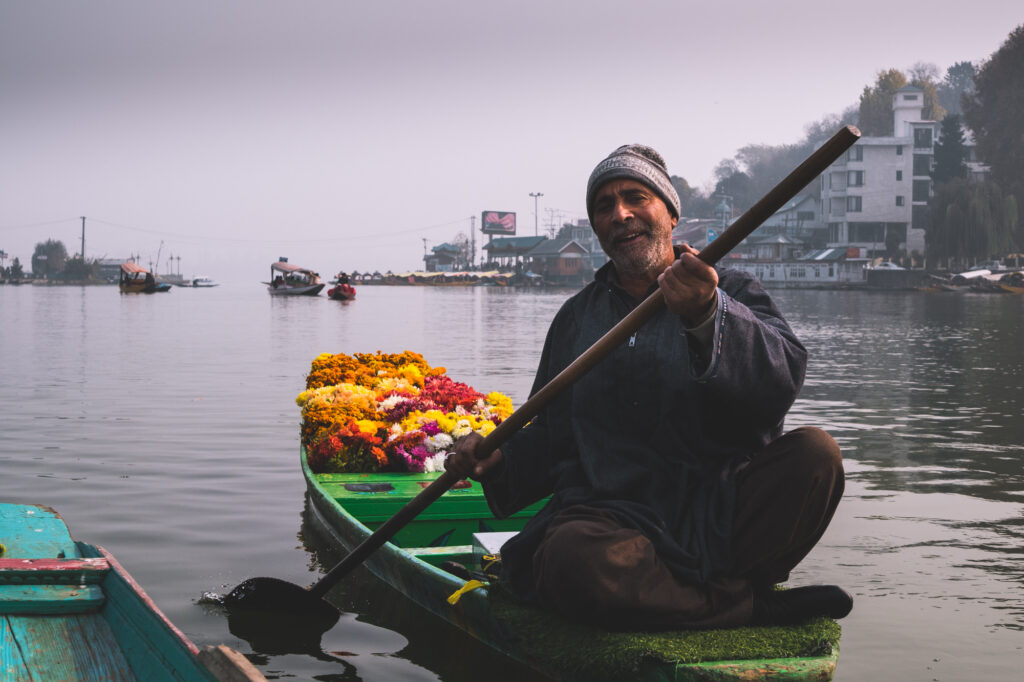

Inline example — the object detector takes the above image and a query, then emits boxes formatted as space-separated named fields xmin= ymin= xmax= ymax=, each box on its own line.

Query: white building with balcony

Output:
xmin=820 ymin=85 xmax=938 ymax=263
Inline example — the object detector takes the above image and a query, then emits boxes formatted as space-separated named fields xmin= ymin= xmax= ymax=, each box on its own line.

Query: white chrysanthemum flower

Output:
xmin=423 ymin=452 xmax=448 ymax=473
xmin=379 ymin=395 xmax=404 ymax=410
xmin=425 ymin=433 xmax=454 ymax=452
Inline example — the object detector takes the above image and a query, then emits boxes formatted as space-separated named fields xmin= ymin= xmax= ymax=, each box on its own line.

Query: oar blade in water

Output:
xmin=223 ymin=576 xmax=339 ymax=624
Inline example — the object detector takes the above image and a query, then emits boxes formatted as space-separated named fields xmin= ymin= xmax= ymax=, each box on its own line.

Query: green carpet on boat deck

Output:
xmin=490 ymin=590 xmax=840 ymax=681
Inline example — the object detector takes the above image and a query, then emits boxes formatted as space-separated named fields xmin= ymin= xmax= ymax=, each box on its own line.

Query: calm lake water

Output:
xmin=1 ymin=282 xmax=1022 ymax=681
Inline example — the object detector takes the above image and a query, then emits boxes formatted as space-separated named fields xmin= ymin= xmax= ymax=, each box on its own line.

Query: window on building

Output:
xmin=846 ymin=196 xmax=862 ymax=212
xmin=913 ymin=180 xmax=930 ymax=202
xmin=828 ymin=223 xmax=841 ymax=242
xmin=886 ymin=224 xmax=907 ymax=243
xmin=913 ymin=154 xmax=932 ymax=176
xmin=896 ymin=145 xmax=903 ymax=155
xmin=797 ymin=211 xmax=815 ymax=221
xmin=903 ymin=94 xmax=919 ymax=101
xmin=896 ymin=170 xmax=903 ymax=181
xmin=912 ymin=205 xmax=929 ymax=230
xmin=850 ymin=223 xmax=884 ymax=242
xmin=847 ymin=170 xmax=864 ymax=187
xmin=896 ymin=196 xmax=905 ymax=206
xmin=914 ymin=128 xmax=933 ymax=149
xmin=848 ymin=146 xmax=863 ymax=162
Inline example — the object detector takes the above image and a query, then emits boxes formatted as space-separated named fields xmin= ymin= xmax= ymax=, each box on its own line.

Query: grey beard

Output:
xmin=604 ymin=220 xmax=672 ymax=280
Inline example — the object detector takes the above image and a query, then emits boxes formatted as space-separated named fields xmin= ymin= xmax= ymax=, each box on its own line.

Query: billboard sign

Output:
xmin=481 ymin=211 xmax=516 ymax=235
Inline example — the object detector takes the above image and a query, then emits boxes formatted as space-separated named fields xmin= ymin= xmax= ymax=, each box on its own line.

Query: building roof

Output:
xmin=483 ymin=236 xmax=547 ymax=250
xmin=747 ymin=234 xmax=804 ymax=245
xmin=799 ymin=248 xmax=847 ymax=261
xmin=526 ymin=238 xmax=586 ymax=257
xmin=776 ymin=195 xmax=815 ymax=212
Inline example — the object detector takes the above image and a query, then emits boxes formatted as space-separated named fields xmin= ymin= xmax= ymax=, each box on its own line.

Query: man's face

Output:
xmin=591 ymin=179 xmax=677 ymax=280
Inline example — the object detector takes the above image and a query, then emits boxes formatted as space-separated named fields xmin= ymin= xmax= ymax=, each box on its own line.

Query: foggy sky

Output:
xmin=1 ymin=1 xmax=1019 ymax=282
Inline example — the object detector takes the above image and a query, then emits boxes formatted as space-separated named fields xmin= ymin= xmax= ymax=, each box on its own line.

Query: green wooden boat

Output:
xmin=0 ymin=503 xmax=265 ymax=682
xmin=301 ymin=450 xmax=842 ymax=681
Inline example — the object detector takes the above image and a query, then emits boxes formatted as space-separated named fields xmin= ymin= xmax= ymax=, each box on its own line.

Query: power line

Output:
xmin=0 ymin=218 xmax=80 ymax=231
xmin=1 ymin=215 xmax=476 ymax=245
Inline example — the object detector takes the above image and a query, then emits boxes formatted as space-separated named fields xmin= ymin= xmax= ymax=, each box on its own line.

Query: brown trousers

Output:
xmin=531 ymin=426 xmax=844 ymax=630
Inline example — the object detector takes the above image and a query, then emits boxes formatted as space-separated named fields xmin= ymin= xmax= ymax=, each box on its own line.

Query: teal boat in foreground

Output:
xmin=1 ymin=503 xmax=265 ymax=682
xmin=301 ymin=450 xmax=841 ymax=681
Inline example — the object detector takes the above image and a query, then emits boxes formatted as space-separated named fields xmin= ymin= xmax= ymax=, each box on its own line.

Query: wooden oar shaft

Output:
xmin=307 ymin=126 xmax=860 ymax=597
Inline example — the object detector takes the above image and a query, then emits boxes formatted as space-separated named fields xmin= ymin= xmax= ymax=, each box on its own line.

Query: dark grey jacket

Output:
xmin=482 ymin=262 xmax=806 ymax=600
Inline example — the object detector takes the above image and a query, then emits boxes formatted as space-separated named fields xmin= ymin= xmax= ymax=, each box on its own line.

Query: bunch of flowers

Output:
xmin=297 ymin=351 xmax=513 ymax=474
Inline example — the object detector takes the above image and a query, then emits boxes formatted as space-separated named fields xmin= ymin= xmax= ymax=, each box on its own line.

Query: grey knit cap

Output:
xmin=586 ymin=144 xmax=681 ymax=223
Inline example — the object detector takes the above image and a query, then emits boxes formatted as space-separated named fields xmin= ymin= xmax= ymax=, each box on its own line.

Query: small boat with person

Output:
xmin=119 ymin=262 xmax=172 ymax=294
xmin=192 ymin=276 xmax=219 ymax=288
xmin=264 ymin=258 xmax=325 ymax=296
xmin=327 ymin=271 xmax=356 ymax=300
xmin=0 ymin=503 xmax=266 ymax=681
xmin=271 ymin=352 xmax=843 ymax=681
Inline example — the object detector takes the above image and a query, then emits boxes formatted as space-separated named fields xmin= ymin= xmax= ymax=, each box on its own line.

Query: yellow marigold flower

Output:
xmin=356 ymin=419 xmax=384 ymax=435
xmin=485 ymin=392 xmax=514 ymax=418
xmin=399 ymin=364 xmax=424 ymax=387
xmin=375 ymin=377 xmax=415 ymax=395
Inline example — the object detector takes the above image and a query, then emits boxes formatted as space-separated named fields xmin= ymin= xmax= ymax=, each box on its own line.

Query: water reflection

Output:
xmin=782 ymin=290 xmax=1024 ymax=502
xmin=771 ymin=290 xmax=1024 ymax=678
xmin=289 ymin=494 xmax=542 ymax=682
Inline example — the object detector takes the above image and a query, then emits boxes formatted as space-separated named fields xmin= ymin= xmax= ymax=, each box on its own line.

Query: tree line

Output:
xmin=668 ymin=24 xmax=1023 ymax=270
xmin=0 ymin=238 xmax=100 ymax=282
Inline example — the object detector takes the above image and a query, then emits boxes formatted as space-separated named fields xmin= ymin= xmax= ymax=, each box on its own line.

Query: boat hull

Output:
xmin=266 ymin=283 xmax=325 ymax=296
xmin=300 ymin=452 xmax=839 ymax=681
xmin=0 ymin=503 xmax=264 ymax=681
xmin=327 ymin=284 xmax=356 ymax=300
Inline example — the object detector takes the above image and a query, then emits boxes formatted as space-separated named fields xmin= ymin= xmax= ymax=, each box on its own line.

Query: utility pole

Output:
xmin=545 ymin=208 xmax=564 ymax=239
xmin=80 ymin=216 xmax=86 ymax=262
xmin=469 ymin=215 xmax=476 ymax=269
xmin=529 ymin=192 xmax=543 ymax=237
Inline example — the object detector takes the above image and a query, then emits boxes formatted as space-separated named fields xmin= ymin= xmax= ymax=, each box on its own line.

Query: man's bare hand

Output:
xmin=446 ymin=432 xmax=505 ymax=481
xmin=658 ymin=243 xmax=719 ymax=326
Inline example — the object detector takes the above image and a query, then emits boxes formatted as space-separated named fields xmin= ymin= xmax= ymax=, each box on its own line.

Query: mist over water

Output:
xmin=1 ymin=283 xmax=1022 ymax=680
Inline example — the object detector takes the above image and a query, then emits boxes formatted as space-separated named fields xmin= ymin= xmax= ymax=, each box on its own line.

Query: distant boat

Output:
xmin=327 ymin=272 xmax=356 ymax=300
xmin=264 ymin=258 xmax=325 ymax=296
xmin=0 ymin=503 xmax=267 ymax=681
xmin=119 ymin=262 xmax=171 ymax=294
xmin=192 ymin=276 xmax=219 ymax=288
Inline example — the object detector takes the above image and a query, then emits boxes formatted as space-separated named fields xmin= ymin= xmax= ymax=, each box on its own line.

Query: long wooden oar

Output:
xmin=223 ymin=126 xmax=861 ymax=618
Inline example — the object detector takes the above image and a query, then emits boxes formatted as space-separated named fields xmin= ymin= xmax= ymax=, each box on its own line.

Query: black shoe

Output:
xmin=752 ymin=585 xmax=853 ymax=626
